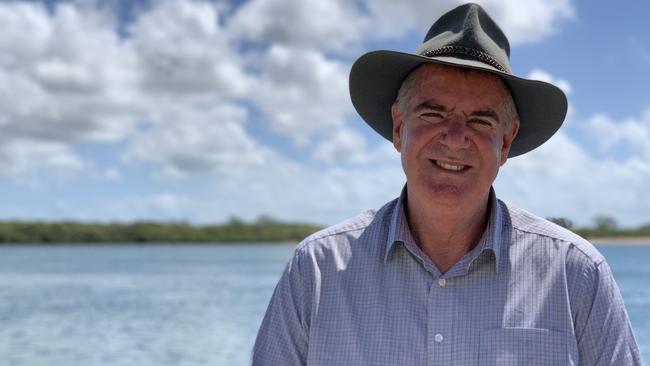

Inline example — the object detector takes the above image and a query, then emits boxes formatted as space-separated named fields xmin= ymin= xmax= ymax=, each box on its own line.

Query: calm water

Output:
xmin=0 ymin=243 xmax=647 ymax=365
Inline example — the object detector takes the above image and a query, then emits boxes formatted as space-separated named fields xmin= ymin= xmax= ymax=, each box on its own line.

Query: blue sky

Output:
xmin=1 ymin=0 xmax=649 ymax=228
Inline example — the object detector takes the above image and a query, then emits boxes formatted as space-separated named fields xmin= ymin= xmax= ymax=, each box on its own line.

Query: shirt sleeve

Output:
xmin=251 ymin=248 xmax=311 ymax=366
xmin=574 ymin=259 xmax=642 ymax=366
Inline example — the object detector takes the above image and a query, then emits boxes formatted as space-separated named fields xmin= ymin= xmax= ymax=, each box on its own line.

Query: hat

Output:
xmin=349 ymin=3 xmax=568 ymax=157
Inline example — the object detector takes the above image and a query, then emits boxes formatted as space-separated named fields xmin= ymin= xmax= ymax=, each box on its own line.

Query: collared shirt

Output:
xmin=252 ymin=188 xmax=642 ymax=365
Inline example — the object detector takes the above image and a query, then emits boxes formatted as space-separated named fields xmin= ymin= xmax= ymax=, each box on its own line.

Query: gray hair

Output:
xmin=395 ymin=65 xmax=519 ymax=127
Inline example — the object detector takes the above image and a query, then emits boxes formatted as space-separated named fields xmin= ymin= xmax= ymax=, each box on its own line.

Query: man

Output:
xmin=253 ymin=3 xmax=641 ymax=365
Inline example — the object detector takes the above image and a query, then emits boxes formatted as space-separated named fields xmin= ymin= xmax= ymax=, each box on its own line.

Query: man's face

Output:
xmin=391 ymin=63 xmax=520 ymax=209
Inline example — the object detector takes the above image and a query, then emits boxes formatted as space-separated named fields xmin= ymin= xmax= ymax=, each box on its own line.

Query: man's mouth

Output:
xmin=431 ymin=159 xmax=470 ymax=172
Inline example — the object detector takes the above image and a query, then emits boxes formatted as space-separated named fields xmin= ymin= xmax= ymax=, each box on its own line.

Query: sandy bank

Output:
xmin=589 ymin=237 xmax=650 ymax=245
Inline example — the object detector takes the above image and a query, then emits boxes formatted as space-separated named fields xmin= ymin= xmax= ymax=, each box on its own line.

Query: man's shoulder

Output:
xmin=302 ymin=209 xmax=379 ymax=243
xmin=501 ymin=200 xmax=605 ymax=265
xmin=295 ymin=198 xmax=398 ymax=255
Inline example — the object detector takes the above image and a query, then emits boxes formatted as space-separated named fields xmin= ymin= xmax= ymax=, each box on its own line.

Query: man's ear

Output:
xmin=500 ymin=118 xmax=520 ymax=166
xmin=391 ymin=103 xmax=404 ymax=152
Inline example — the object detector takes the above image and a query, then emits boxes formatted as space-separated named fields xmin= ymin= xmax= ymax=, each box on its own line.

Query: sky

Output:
xmin=1 ymin=0 xmax=649 ymax=228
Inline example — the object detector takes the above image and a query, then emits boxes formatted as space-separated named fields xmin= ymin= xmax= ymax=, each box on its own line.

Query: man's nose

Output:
xmin=440 ymin=119 xmax=470 ymax=150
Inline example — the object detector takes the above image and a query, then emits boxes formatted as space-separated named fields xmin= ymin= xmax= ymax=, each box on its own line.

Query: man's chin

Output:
xmin=412 ymin=182 xmax=470 ymax=204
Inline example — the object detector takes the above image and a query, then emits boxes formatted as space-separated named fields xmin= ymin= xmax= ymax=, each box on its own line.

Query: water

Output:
xmin=598 ymin=245 xmax=650 ymax=363
xmin=0 ymin=243 xmax=296 ymax=366
xmin=0 ymin=243 xmax=647 ymax=365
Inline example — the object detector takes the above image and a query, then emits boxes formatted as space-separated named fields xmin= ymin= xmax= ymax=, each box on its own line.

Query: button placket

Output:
xmin=427 ymin=276 xmax=453 ymax=365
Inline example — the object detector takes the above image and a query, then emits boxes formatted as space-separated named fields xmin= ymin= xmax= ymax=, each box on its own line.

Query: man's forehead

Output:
xmin=401 ymin=62 xmax=516 ymax=123
xmin=411 ymin=62 xmax=505 ymax=86
xmin=406 ymin=63 xmax=512 ymax=108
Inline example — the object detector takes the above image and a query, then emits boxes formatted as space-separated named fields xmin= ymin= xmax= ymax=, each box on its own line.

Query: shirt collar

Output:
xmin=385 ymin=185 xmax=504 ymax=273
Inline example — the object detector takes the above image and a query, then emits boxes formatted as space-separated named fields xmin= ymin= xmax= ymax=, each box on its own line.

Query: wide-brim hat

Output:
xmin=349 ymin=3 xmax=568 ymax=157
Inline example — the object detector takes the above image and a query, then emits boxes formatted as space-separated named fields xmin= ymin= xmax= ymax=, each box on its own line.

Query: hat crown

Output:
xmin=416 ymin=3 xmax=512 ymax=73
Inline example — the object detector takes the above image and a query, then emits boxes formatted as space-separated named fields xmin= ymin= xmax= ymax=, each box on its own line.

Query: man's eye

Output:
xmin=470 ymin=119 xmax=494 ymax=128
xmin=420 ymin=112 xmax=443 ymax=121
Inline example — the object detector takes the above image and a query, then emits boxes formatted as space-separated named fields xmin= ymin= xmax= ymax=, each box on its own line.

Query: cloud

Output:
xmin=249 ymin=44 xmax=352 ymax=144
xmin=586 ymin=109 xmax=650 ymax=154
xmin=313 ymin=127 xmax=399 ymax=165
xmin=0 ymin=0 xmax=577 ymax=178
xmin=204 ymin=154 xmax=404 ymax=225
xmin=228 ymin=0 xmax=370 ymax=52
xmin=0 ymin=0 xmax=353 ymax=178
xmin=229 ymin=0 xmax=575 ymax=53
xmin=313 ymin=128 xmax=369 ymax=164
xmin=527 ymin=68 xmax=572 ymax=95
xmin=100 ymin=168 xmax=122 ymax=182
xmin=125 ymin=103 xmax=266 ymax=176
xmin=494 ymin=68 xmax=650 ymax=227
xmin=475 ymin=0 xmax=575 ymax=45
xmin=363 ymin=0 xmax=575 ymax=45
xmin=0 ymin=139 xmax=84 ymax=181
xmin=129 ymin=0 xmax=252 ymax=99
xmin=0 ymin=2 xmax=142 ymax=145
xmin=498 ymin=118 xmax=650 ymax=227
xmin=0 ymin=0 xmax=262 ymax=178
xmin=96 ymin=193 xmax=193 ymax=222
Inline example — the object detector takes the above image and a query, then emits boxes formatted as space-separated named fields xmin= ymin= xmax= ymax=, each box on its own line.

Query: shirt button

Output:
xmin=437 ymin=279 xmax=446 ymax=287
xmin=434 ymin=333 xmax=444 ymax=343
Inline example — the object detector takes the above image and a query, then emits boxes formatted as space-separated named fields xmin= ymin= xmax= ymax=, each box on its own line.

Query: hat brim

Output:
xmin=349 ymin=50 xmax=568 ymax=157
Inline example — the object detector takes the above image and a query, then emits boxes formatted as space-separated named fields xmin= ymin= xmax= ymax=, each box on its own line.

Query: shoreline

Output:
xmin=0 ymin=237 xmax=649 ymax=245
xmin=589 ymin=237 xmax=650 ymax=245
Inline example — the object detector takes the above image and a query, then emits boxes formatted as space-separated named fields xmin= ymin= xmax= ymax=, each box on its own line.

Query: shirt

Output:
xmin=252 ymin=188 xmax=642 ymax=365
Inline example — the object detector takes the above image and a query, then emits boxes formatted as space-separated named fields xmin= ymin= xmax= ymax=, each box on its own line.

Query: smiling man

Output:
xmin=390 ymin=63 xmax=520 ymax=274
xmin=252 ymin=3 xmax=641 ymax=365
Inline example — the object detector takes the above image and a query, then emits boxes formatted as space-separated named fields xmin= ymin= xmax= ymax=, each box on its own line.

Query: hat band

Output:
xmin=421 ymin=46 xmax=507 ymax=73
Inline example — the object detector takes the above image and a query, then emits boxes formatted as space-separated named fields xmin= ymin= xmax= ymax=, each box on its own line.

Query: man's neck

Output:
xmin=404 ymin=189 xmax=491 ymax=274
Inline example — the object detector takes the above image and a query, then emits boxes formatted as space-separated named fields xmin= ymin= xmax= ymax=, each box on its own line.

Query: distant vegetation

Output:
xmin=547 ymin=216 xmax=650 ymax=240
xmin=0 ymin=214 xmax=648 ymax=244
xmin=0 ymin=216 xmax=322 ymax=244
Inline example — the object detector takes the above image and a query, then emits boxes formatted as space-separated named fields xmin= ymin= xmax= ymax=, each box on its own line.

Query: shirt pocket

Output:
xmin=478 ymin=327 xmax=576 ymax=366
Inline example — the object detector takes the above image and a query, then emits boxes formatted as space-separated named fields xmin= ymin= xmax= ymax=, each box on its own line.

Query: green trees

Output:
xmin=1 ymin=215 xmax=650 ymax=244
xmin=546 ymin=215 xmax=650 ymax=239
xmin=0 ymin=220 xmax=321 ymax=243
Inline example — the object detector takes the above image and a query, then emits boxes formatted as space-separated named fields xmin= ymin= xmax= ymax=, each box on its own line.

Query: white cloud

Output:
xmin=0 ymin=0 xmax=577 ymax=181
xmin=313 ymin=128 xmax=369 ymax=164
xmin=475 ymin=0 xmax=575 ymax=45
xmin=0 ymin=0 xmax=261 ymax=180
xmin=0 ymin=139 xmax=84 ymax=181
xmin=100 ymin=193 xmax=193 ymax=222
xmin=229 ymin=0 xmax=575 ymax=51
xmin=129 ymin=0 xmax=251 ymax=99
xmin=0 ymin=2 xmax=53 ymax=67
xmin=365 ymin=0 xmax=575 ymax=46
xmin=527 ymin=68 xmax=572 ymax=95
xmin=250 ymin=45 xmax=352 ymax=143
xmin=102 ymin=168 xmax=122 ymax=182
xmin=0 ymin=0 xmax=354 ymax=180
xmin=203 ymin=154 xmax=404 ymax=225
xmin=497 ymin=127 xmax=650 ymax=227
xmin=313 ymin=127 xmax=400 ymax=165
xmin=228 ymin=0 xmax=369 ymax=52
xmin=0 ymin=2 xmax=142 ymax=144
xmin=586 ymin=109 xmax=650 ymax=154
xmin=125 ymin=103 xmax=266 ymax=176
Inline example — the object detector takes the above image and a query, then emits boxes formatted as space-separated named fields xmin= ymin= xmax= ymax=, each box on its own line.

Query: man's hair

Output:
xmin=395 ymin=65 xmax=519 ymax=127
